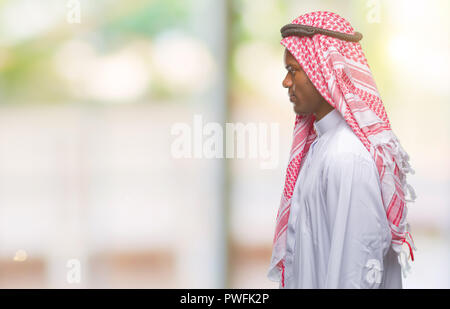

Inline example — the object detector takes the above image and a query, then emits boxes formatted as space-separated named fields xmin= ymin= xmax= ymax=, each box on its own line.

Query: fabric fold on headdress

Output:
xmin=268 ymin=11 xmax=417 ymax=287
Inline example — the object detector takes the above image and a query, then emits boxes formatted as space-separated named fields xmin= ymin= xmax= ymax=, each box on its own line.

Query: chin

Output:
xmin=293 ymin=107 xmax=307 ymax=116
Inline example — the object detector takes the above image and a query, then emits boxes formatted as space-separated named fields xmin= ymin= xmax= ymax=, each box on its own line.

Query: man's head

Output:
xmin=282 ymin=48 xmax=333 ymax=120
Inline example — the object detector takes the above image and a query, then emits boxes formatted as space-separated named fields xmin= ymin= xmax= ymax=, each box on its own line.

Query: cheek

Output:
xmin=293 ymin=73 xmax=309 ymax=94
xmin=300 ymin=74 xmax=318 ymax=97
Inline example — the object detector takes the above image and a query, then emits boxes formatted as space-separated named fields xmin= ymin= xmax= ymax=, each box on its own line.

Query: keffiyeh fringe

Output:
xmin=369 ymin=130 xmax=417 ymax=277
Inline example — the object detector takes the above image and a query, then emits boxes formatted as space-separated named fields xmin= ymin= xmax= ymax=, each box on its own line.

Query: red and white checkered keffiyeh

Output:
xmin=268 ymin=11 xmax=417 ymax=287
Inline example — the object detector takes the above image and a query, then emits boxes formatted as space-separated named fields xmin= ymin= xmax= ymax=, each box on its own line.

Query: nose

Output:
xmin=282 ymin=72 xmax=292 ymax=89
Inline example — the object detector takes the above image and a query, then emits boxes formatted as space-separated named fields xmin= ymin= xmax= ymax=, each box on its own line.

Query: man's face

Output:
xmin=282 ymin=48 xmax=325 ymax=115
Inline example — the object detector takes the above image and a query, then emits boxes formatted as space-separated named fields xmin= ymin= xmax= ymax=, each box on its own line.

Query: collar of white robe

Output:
xmin=313 ymin=109 xmax=343 ymax=138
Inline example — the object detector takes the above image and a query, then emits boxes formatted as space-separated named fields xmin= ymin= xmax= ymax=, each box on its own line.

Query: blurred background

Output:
xmin=0 ymin=0 xmax=448 ymax=288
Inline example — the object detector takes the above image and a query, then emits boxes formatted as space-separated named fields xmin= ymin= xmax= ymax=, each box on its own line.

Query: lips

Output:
xmin=288 ymin=90 xmax=296 ymax=101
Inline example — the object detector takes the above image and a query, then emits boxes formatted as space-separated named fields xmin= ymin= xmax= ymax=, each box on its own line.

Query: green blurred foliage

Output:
xmin=0 ymin=0 xmax=192 ymax=105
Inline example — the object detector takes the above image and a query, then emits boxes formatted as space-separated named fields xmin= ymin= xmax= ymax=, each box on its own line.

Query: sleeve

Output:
xmin=322 ymin=153 xmax=392 ymax=289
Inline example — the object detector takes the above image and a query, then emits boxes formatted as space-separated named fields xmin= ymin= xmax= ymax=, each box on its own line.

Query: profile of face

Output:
xmin=282 ymin=48 xmax=329 ymax=116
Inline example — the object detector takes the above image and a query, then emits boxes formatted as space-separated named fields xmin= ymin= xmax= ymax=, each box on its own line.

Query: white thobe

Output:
xmin=281 ymin=109 xmax=402 ymax=289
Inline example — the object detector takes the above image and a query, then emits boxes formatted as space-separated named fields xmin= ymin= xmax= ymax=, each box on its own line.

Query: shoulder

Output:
xmin=326 ymin=123 xmax=373 ymax=163
xmin=321 ymin=151 xmax=380 ymax=198
xmin=323 ymin=149 xmax=380 ymax=191
xmin=325 ymin=151 xmax=374 ymax=174
xmin=323 ymin=124 xmax=376 ymax=176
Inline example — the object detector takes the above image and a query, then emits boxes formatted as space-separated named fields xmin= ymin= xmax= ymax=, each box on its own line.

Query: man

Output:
xmin=268 ymin=11 xmax=417 ymax=288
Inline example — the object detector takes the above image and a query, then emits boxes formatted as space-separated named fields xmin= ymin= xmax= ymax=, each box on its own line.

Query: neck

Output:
xmin=314 ymin=101 xmax=334 ymax=121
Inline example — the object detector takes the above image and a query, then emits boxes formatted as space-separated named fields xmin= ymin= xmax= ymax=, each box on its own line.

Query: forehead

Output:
xmin=284 ymin=49 xmax=300 ymax=67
